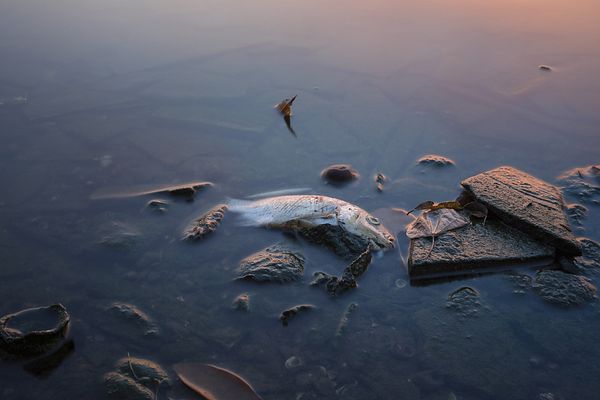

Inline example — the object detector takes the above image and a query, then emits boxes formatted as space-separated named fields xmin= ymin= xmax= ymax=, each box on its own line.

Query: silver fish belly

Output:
xmin=227 ymin=195 xmax=395 ymax=250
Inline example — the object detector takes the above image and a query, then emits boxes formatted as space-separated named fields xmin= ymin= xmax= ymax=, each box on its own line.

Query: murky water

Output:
xmin=1 ymin=0 xmax=599 ymax=399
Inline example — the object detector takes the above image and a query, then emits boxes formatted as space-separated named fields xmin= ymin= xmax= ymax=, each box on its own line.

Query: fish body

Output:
xmin=227 ymin=195 xmax=395 ymax=250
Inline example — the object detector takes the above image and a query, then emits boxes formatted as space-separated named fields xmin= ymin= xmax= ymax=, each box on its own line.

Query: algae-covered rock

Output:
xmin=0 ymin=304 xmax=70 ymax=357
xmin=462 ymin=166 xmax=581 ymax=255
xmin=237 ymin=244 xmax=304 ymax=283
xmin=533 ymin=270 xmax=597 ymax=306
xmin=104 ymin=371 xmax=155 ymax=400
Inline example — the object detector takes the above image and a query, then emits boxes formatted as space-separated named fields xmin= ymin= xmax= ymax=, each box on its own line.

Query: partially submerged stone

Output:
xmin=565 ymin=203 xmax=587 ymax=230
xmin=417 ymin=154 xmax=455 ymax=167
xmin=107 ymin=303 xmax=159 ymax=336
xmin=182 ymin=204 xmax=227 ymax=241
xmin=446 ymin=287 xmax=481 ymax=318
xmin=232 ymin=293 xmax=250 ymax=312
xmin=237 ymin=244 xmax=304 ymax=283
xmin=116 ymin=356 xmax=171 ymax=386
xmin=574 ymin=238 xmax=600 ymax=275
xmin=0 ymin=304 xmax=70 ymax=357
xmin=311 ymin=246 xmax=372 ymax=295
xmin=557 ymin=164 xmax=600 ymax=205
xmin=320 ymin=164 xmax=359 ymax=185
xmin=533 ymin=270 xmax=597 ymax=306
xmin=280 ymin=304 xmax=314 ymax=326
xmin=104 ymin=371 xmax=155 ymax=400
xmin=408 ymin=221 xmax=554 ymax=279
xmin=461 ymin=166 xmax=581 ymax=255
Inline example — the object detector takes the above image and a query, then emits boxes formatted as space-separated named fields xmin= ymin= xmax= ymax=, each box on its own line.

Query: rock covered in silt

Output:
xmin=557 ymin=164 xmax=600 ymax=205
xmin=408 ymin=220 xmax=554 ymax=279
xmin=417 ymin=154 xmax=455 ymax=167
xmin=461 ymin=166 xmax=581 ymax=255
xmin=107 ymin=303 xmax=159 ymax=336
xmin=574 ymin=238 xmax=600 ymax=276
xmin=182 ymin=204 xmax=227 ymax=241
xmin=0 ymin=304 xmax=70 ymax=357
xmin=237 ymin=244 xmax=304 ymax=283
xmin=320 ymin=164 xmax=359 ymax=184
xmin=280 ymin=304 xmax=314 ymax=326
xmin=565 ymin=203 xmax=587 ymax=230
xmin=311 ymin=246 xmax=372 ymax=296
xmin=115 ymin=356 xmax=171 ymax=386
xmin=533 ymin=270 xmax=597 ymax=306
xmin=104 ymin=372 xmax=155 ymax=400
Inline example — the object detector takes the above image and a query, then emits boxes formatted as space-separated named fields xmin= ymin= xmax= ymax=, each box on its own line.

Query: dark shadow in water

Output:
xmin=22 ymin=339 xmax=75 ymax=378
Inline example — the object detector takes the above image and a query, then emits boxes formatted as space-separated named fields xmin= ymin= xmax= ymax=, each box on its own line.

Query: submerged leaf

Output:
xmin=173 ymin=363 xmax=262 ymax=400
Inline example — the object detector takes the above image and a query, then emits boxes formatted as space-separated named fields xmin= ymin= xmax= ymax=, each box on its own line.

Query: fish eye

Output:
xmin=367 ymin=216 xmax=380 ymax=225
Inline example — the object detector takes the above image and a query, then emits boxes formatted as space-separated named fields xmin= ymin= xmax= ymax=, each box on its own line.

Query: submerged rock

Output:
xmin=237 ymin=244 xmax=304 ymax=283
xmin=146 ymin=199 xmax=169 ymax=213
xmin=104 ymin=371 xmax=155 ymax=400
xmin=116 ymin=356 xmax=171 ymax=386
xmin=320 ymin=164 xmax=359 ymax=185
xmin=505 ymin=273 xmax=533 ymax=294
xmin=182 ymin=204 xmax=227 ymax=241
xmin=408 ymin=220 xmax=554 ymax=279
xmin=446 ymin=287 xmax=481 ymax=318
xmin=417 ymin=154 xmax=455 ymax=167
xmin=574 ymin=238 xmax=600 ymax=275
xmin=335 ymin=302 xmax=358 ymax=340
xmin=98 ymin=222 xmax=140 ymax=250
xmin=0 ymin=304 xmax=70 ymax=357
xmin=232 ymin=293 xmax=250 ymax=312
xmin=557 ymin=164 xmax=600 ymax=205
xmin=280 ymin=304 xmax=314 ymax=326
xmin=533 ymin=270 xmax=597 ymax=306
xmin=565 ymin=203 xmax=587 ymax=230
xmin=107 ymin=303 xmax=159 ymax=336
xmin=311 ymin=247 xmax=372 ymax=296
xmin=462 ymin=166 xmax=581 ymax=256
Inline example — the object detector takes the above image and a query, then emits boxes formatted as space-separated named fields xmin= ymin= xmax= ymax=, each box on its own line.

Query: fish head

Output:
xmin=350 ymin=212 xmax=396 ymax=250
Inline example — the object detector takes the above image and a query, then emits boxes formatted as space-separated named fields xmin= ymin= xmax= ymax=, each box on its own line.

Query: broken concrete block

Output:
xmin=461 ymin=166 xmax=581 ymax=256
xmin=408 ymin=221 xmax=555 ymax=279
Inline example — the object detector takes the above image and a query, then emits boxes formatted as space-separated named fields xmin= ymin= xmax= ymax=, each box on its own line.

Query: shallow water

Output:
xmin=1 ymin=0 xmax=599 ymax=399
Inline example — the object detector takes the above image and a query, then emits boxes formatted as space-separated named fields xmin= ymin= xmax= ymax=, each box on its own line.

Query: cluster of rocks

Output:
xmin=408 ymin=165 xmax=600 ymax=307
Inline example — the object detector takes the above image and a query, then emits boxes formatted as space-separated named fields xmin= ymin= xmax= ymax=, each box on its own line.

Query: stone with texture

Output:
xmin=417 ymin=154 xmax=455 ymax=167
xmin=461 ymin=166 xmax=581 ymax=255
xmin=104 ymin=372 xmax=155 ymax=400
xmin=237 ymin=244 xmax=304 ymax=283
xmin=557 ymin=164 xmax=600 ymax=205
xmin=533 ymin=270 xmax=597 ymax=306
xmin=408 ymin=220 xmax=554 ymax=279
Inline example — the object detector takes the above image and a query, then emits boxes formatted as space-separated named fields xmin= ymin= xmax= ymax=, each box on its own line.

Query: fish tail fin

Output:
xmin=226 ymin=197 xmax=267 ymax=226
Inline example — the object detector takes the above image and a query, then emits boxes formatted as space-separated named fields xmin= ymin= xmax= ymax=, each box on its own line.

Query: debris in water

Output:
xmin=279 ymin=304 xmax=314 ymax=326
xmin=182 ymin=204 xmax=228 ymax=241
xmin=232 ymin=293 xmax=250 ymax=312
xmin=92 ymin=181 xmax=213 ymax=201
xmin=375 ymin=173 xmax=387 ymax=192
xmin=284 ymin=355 xmax=303 ymax=369
xmin=174 ymin=362 xmax=262 ymax=400
xmin=146 ymin=199 xmax=169 ymax=213
xmin=538 ymin=65 xmax=552 ymax=71
xmin=335 ymin=302 xmax=358 ymax=340
xmin=311 ymin=246 xmax=372 ymax=296
xmin=275 ymin=95 xmax=297 ymax=136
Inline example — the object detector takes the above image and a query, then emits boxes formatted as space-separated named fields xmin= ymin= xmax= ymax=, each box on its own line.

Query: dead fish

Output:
xmin=245 ymin=187 xmax=312 ymax=199
xmin=91 ymin=181 xmax=213 ymax=200
xmin=227 ymin=195 xmax=396 ymax=251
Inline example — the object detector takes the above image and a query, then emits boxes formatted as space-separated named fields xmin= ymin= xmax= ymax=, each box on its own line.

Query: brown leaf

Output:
xmin=174 ymin=363 xmax=262 ymax=400
xmin=429 ymin=201 xmax=463 ymax=211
